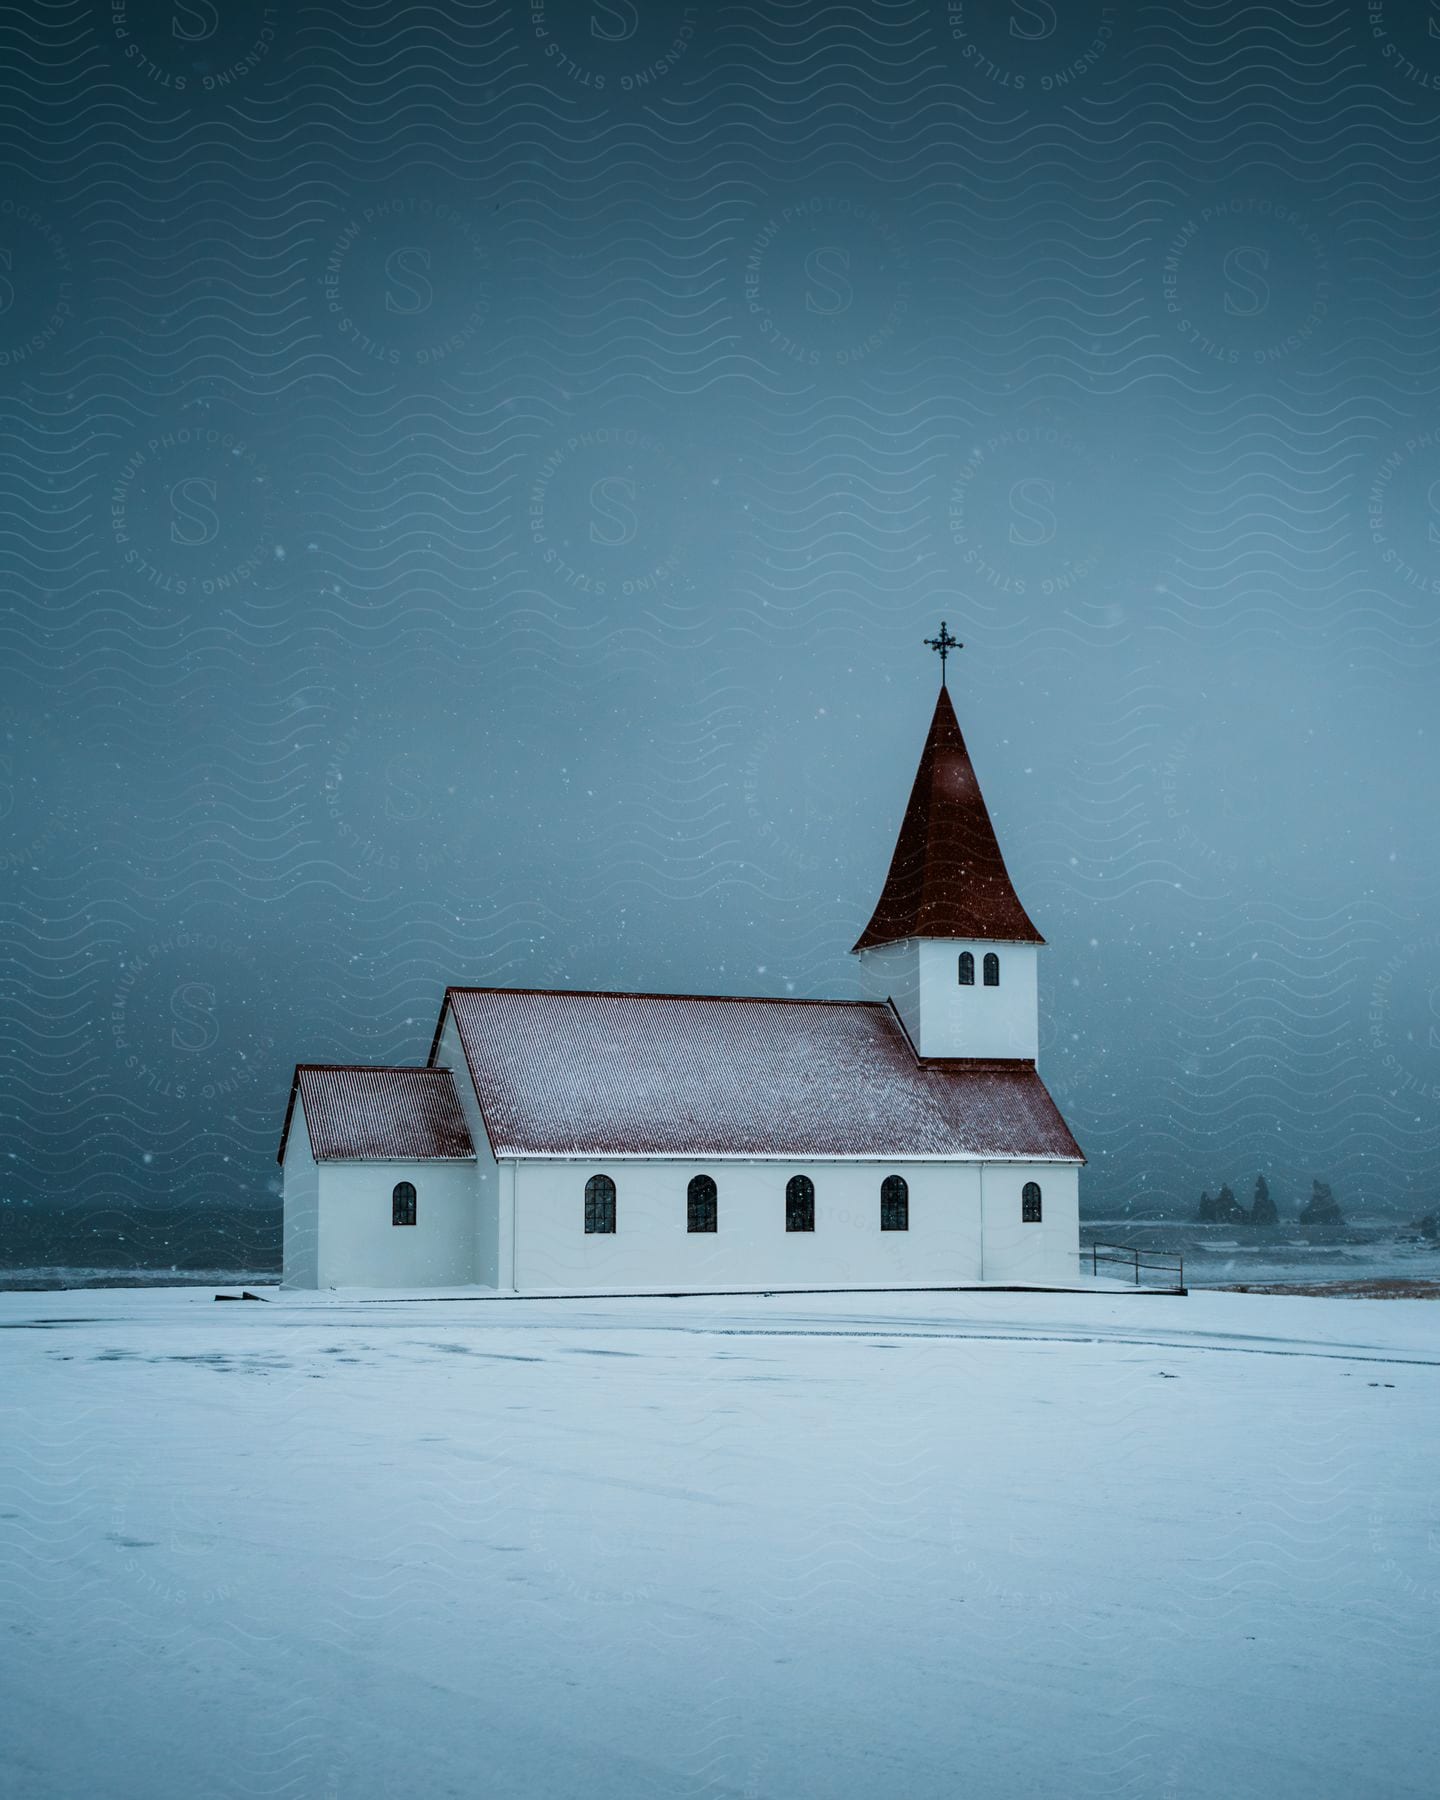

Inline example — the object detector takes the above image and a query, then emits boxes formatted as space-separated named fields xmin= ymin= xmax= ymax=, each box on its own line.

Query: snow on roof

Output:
xmin=277 ymin=1066 xmax=476 ymax=1165
xmin=853 ymin=683 xmax=1045 ymax=951
xmin=433 ymin=987 xmax=1083 ymax=1162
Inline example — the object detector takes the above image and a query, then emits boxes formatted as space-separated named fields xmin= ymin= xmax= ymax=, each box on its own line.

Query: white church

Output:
xmin=278 ymin=652 xmax=1084 ymax=1291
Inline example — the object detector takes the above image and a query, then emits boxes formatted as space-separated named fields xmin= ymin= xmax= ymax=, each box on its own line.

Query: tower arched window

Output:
xmin=392 ymin=1181 xmax=416 ymax=1227
xmin=1022 ymin=1181 xmax=1042 ymax=1223
xmin=983 ymin=952 xmax=1000 ymax=986
xmin=880 ymin=1174 xmax=909 ymax=1231
xmin=687 ymin=1173 xmax=718 ymax=1234
xmin=785 ymin=1174 xmax=815 ymax=1233
xmin=957 ymin=951 xmax=975 ymax=986
xmin=584 ymin=1173 xmax=616 ymax=1234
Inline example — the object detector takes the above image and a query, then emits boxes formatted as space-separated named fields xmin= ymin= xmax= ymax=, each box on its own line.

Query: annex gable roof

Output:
xmin=277 ymin=1065 xmax=476 ymax=1165
xmin=432 ymin=987 xmax=1082 ymax=1163
xmin=853 ymin=683 xmax=1045 ymax=951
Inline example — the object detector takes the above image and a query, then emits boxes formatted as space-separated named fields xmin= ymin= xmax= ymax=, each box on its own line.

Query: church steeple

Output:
xmin=853 ymin=681 xmax=1043 ymax=953
xmin=854 ymin=655 xmax=1045 ymax=1063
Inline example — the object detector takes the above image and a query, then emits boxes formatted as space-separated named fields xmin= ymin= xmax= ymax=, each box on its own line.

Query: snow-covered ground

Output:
xmin=2 ymin=1287 xmax=1434 ymax=1800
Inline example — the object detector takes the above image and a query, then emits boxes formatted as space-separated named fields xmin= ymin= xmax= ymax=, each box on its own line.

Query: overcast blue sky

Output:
xmin=3 ymin=0 xmax=1440 ymax=1262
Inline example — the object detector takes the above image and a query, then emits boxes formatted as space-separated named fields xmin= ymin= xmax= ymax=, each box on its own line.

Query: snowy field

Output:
xmin=2 ymin=1287 xmax=1435 ymax=1800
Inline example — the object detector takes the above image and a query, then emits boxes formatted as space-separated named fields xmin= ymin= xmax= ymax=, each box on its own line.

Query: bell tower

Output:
xmin=853 ymin=628 xmax=1044 ymax=1062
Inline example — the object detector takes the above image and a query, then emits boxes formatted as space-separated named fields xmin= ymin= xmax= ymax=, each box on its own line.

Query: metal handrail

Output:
xmin=1090 ymin=1241 xmax=1185 ymax=1287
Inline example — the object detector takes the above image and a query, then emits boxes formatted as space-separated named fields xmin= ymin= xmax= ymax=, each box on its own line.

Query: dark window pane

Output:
xmin=687 ymin=1173 xmax=718 ymax=1233
xmin=785 ymin=1174 xmax=815 ymax=1232
xmin=392 ymin=1181 xmax=416 ymax=1227
xmin=585 ymin=1173 xmax=616 ymax=1234
xmin=1022 ymin=1181 xmax=1042 ymax=1223
xmin=958 ymin=952 xmax=974 ymax=986
xmin=983 ymin=952 xmax=1000 ymax=986
xmin=881 ymin=1173 xmax=908 ymax=1231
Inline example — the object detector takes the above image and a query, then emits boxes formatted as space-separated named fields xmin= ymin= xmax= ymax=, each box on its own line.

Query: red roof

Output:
xmin=853 ymin=684 xmax=1044 ymax=951
xmin=277 ymin=1066 xmax=475 ymax=1165
xmin=432 ymin=987 xmax=1081 ymax=1162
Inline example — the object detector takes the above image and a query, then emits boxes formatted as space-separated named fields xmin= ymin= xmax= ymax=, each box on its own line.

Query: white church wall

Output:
xmin=858 ymin=939 xmax=1039 ymax=1060
xmin=980 ymin=1163 xmax=1080 ymax=1284
xmin=916 ymin=939 xmax=1039 ymax=1060
xmin=432 ymin=1009 xmax=501 ymax=1286
xmin=855 ymin=941 xmax=922 ymax=1043
xmin=510 ymin=1159 xmax=986 ymax=1292
xmin=316 ymin=1159 xmax=478 ymax=1288
xmin=281 ymin=1116 xmax=319 ymax=1288
xmin=497 ymin=1160 xmax=517 ymax=1292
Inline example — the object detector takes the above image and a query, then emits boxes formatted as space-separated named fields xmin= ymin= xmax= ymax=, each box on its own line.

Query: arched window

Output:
xmin=880 ymin=1174 xmax=909 ymax=1231
xmin=687 ymin=1173 xmax=718 ymax=1234
xmin=392 ymin=1181 xmax=417 ymax=1227
xmin=1022 ymin=1181 xmax=1042 ymax=1223
xmin=584 ymin=1173 xmax=616 ymax=1234
xmin=957 ymin=951 xmax=975 ymax=986
xmin=785 ymin=1174 xmax=815 ymax=1233
xmin=983 ymin=952 xmax=1000 ymax=987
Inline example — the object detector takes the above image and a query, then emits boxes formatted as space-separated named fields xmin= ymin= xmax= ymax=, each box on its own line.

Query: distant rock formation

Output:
xmin=1196 ymin=1177 xmax=1293 ymax=1227
xmin=1299 ymin=1178 xmax=1345 ymax=1228
xmin=1409 ymin=1212 xmax=1437 ymax=1242
xmin=1196 ymin=1183 xmax=1248 ymax=1225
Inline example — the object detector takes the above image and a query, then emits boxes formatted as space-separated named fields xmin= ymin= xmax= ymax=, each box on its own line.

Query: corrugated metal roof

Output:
xmin=277 ymin=1066 xmax=475 ymax=1165
xmin=435 ymin=988 xmax=1082 ymax=1162
xmin=854 ymin=683 xmax=1045 ymax=951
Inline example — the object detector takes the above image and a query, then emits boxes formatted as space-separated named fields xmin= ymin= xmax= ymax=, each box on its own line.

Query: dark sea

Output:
xmin=1080 ymin=1217 xmax=1440 ymax=1289
xmin=0 ymin=1200 xmax=280 ymax=1290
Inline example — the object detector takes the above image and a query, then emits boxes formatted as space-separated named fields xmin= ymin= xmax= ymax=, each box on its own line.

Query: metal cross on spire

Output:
xmin=923 ymin=620 xmax=961 ymax=684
